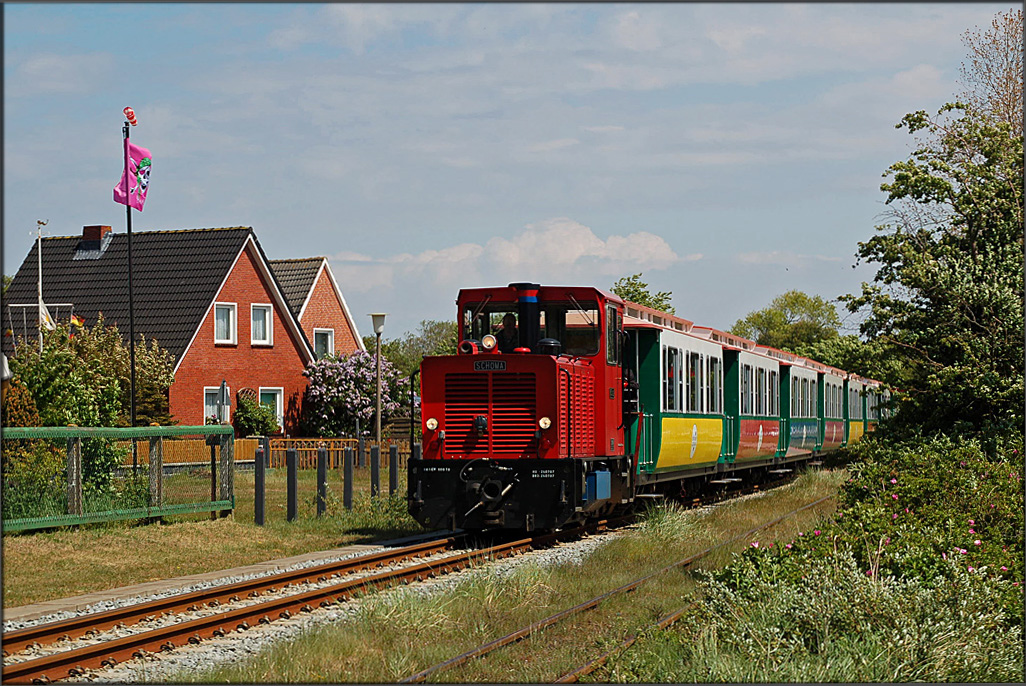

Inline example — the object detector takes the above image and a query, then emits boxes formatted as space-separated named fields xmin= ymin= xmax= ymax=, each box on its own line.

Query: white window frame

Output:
xmin=250 ymin=303 xmax=273 ymax=346
xmin=258 ymin=386 xmax=285 ymax=429
xmin=203 ymin=386 xmax=231 ymax=423
xmin=214 ymin=302 xmax=237 ymax=345
xmin=313 ymin=328 xmax=335 ymax=360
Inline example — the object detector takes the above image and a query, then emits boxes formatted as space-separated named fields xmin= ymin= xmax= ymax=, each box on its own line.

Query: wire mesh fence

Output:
xmin=2 ymin=426 xmax=234 ymax=533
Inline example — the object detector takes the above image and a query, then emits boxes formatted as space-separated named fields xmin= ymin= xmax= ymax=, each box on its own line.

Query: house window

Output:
xmin=214 ymin=303 xmax=237 ymax=344
xmin=251 ymin=304 xmax=273 ymax=345
xmin=204 ymin=386 xmax=231 ymax=424
xmin=259 ymin=387 xmax=284 ymax=431
xmin=314 ymin=328 xmax=335 ymax=360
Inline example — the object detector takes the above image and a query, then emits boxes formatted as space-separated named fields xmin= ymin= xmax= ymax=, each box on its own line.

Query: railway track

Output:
xmin=400 ymin=493 xmax=835 ymax=684
xmin=1 ymin=521 xmax=626 ymax=684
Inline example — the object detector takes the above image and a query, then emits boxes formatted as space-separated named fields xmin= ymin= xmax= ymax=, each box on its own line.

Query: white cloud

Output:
xmin=329 ymin=218 xmax=683 ymax=296
xmin=526 ymin=138 xmax=580 ymax=153
xmin=8 ymin=53 xmax=114 ymax=95
xmin=612 ymin=10 xmax=664 ymax=52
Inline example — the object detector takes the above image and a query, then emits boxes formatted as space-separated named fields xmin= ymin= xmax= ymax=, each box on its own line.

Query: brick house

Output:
xmin=269 ymin=257 xmax=365 ymax=360
xmin=2 ymin=225 xmax=363 ymax=434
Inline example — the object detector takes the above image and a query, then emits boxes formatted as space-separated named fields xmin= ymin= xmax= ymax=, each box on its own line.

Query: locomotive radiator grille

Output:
xmin=444 ymin=372 xmax=537 ymax=455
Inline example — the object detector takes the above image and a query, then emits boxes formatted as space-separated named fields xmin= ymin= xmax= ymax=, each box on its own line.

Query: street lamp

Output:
xmin=370 ymin=313 xmax=387 ymax=449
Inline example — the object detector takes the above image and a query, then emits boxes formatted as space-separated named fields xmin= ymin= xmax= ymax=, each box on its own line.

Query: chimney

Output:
xmin=83 ymin=225 xmax=112 ymax=241
xmin=74 ymin=225 xmax=114 ymax=260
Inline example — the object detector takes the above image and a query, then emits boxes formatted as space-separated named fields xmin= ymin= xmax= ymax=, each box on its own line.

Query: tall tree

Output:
xmin=729 ymin=290 xmax=840 ymax=353
xmin=363 ymin=319 xmax=459 ymax=377
xmin=611 ymin=273 xmax=675 ymax=314
xmin=842 ymin=99 xmax=1023 ymax=437
xmin=958 ymin=9 xmax=1023 ymax=135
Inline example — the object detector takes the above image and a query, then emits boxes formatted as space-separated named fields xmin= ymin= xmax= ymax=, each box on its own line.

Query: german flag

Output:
xmin=71 ymin=314 xmax=85 ymax=327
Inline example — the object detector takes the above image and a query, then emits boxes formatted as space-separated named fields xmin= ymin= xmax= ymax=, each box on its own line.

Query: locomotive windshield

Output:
xmin=463 ymin=299 xmax=601 ymax=356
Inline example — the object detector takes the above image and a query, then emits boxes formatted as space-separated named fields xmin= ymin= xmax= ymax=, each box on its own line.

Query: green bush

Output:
xmin=233 ymin=395 xmax=279 ymax=438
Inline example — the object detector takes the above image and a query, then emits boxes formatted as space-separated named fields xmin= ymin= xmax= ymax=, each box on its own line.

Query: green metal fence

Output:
xmin=2 ymin=425 xmax=234 ymax=533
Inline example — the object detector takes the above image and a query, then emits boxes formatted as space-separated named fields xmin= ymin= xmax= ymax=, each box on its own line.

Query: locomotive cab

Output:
xmin=408 ymin=283 xmax=635 ymax=531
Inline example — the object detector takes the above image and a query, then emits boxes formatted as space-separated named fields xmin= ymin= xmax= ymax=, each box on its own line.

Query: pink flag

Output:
xmin=113 ymin=140 xmax=152 ymax=211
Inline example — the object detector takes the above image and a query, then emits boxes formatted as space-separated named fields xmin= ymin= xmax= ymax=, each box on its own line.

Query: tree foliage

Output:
xmin=301 ymin=351 xmax=409 ymax=437
xmin=363 ymin=319 xmax=459 ymax=378
xmin=3 ymin=319 xmax=177 ymax=493
xmin=958 ymin=8 xmax=1023 ymax=136
xmin=611 ymin=273 xmax=675 ymax=314
xmin=7 ymin=315 xmax=177 ymax=427
xmin=730 ymin=290 xmax=841 ymax=353
xmin=841 ymin=102 xmax=1023 ymax=437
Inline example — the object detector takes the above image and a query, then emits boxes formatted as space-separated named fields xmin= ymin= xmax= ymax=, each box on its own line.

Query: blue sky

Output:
xmin=4 ymin=3 xmax=1014 ymax=341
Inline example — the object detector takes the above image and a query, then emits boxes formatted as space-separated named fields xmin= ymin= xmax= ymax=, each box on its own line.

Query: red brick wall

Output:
xmin=170 ymin=243 xmax=311 ymax=434
xmin=301 ymin=266 xmax=362 ymax=356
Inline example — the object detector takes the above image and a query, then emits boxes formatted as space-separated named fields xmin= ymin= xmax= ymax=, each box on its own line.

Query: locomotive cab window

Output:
xmin=462 ymin=299 xmax=600 ymax=356
xmin=605 ymin=304 xmax=619 ymax=365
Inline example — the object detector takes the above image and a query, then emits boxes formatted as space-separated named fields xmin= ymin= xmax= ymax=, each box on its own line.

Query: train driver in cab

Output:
xmin=496 ymin=313 xmax=519 ymax=353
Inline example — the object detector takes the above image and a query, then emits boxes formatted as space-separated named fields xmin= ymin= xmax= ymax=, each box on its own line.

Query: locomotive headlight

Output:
xmin=538 ymin=416 xmax=551 ymax=430
xmin=481 ymin=334 xmax=497 ymax=351
xmin=425 ymin=417 xmax=439 ymax=431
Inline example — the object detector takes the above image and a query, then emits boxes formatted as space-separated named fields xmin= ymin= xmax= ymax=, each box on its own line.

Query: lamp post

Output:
xmin=370 ymin=313 xmax=387 ymax=450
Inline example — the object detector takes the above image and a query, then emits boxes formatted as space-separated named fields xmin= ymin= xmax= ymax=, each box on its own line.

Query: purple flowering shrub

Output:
xmin=301 ymin=351 xmax=409 ymax=437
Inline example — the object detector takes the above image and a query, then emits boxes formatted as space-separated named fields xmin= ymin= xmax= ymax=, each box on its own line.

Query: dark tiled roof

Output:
xmin=2 ymin=227 xmax=254 ymax=363
xmin=269 ymin=258 xmax=324 ymax=318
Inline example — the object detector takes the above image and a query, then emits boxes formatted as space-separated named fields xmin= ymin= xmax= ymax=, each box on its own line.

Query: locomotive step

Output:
xmin=708 ymin=477 xmax=743 ymax=484
xmin=768 ymin=469 xmax=793 ymax=474
xmin=634 ymin=493 xmax=665 ymax=499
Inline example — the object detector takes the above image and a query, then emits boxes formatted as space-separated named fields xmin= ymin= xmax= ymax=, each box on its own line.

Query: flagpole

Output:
xmin=37 ymin=221 xmax=44 ymax=353
xmin=124 ymin=120 xmax=138 ymax=475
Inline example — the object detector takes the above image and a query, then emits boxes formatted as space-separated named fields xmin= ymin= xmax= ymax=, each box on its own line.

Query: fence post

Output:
xmin=66 ymin=434 xmax=83 ymax=516
xmin=262 ymin=435 xmax=271 ymax=468
xmin=254 ymin=444 xmax=265 ymax=526
xmin=209 ymin=441 xmax=217 ymax=521
xmin=343 ymin=447 xmax=353 ymax=510
xmin=286 ymin=447 xmax=298 ymax=522
xmin=317 ymin=445 xmax=327 ymax=517
xmin=370 ymin=445 xmax=380 ymax=498
xmin=219 ymin=431 xmax=234 ymax=518
xmin=389 ymin=445 xmax=398 ymax=495
xmin=148 ymin=432 xmax=163 ymax=509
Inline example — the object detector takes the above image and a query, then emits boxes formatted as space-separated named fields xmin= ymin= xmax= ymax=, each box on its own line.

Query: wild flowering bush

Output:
xmin=737 ymin=432 xmax=1024 ymax=628
xmin=301 ymin=351 xmax=408 ymax=437
xmin=688 ymin=551 xmax=1023 ymax=682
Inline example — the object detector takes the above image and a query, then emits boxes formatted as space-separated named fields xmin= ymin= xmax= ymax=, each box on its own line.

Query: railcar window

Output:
xmin=769 ymin=370 xmax=778 ymax=416
xmin=687 ymin=352 xmax=702 ymax=413
xmin=755 ymin=368 xmax=765 ymax=416
xmin=707 ymin=356 xmax=722 ymax=414
xmin=663 ymin=346 xmax=683 ymax=412
xmin=811 ymin=380 xmax=818 ymax=417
